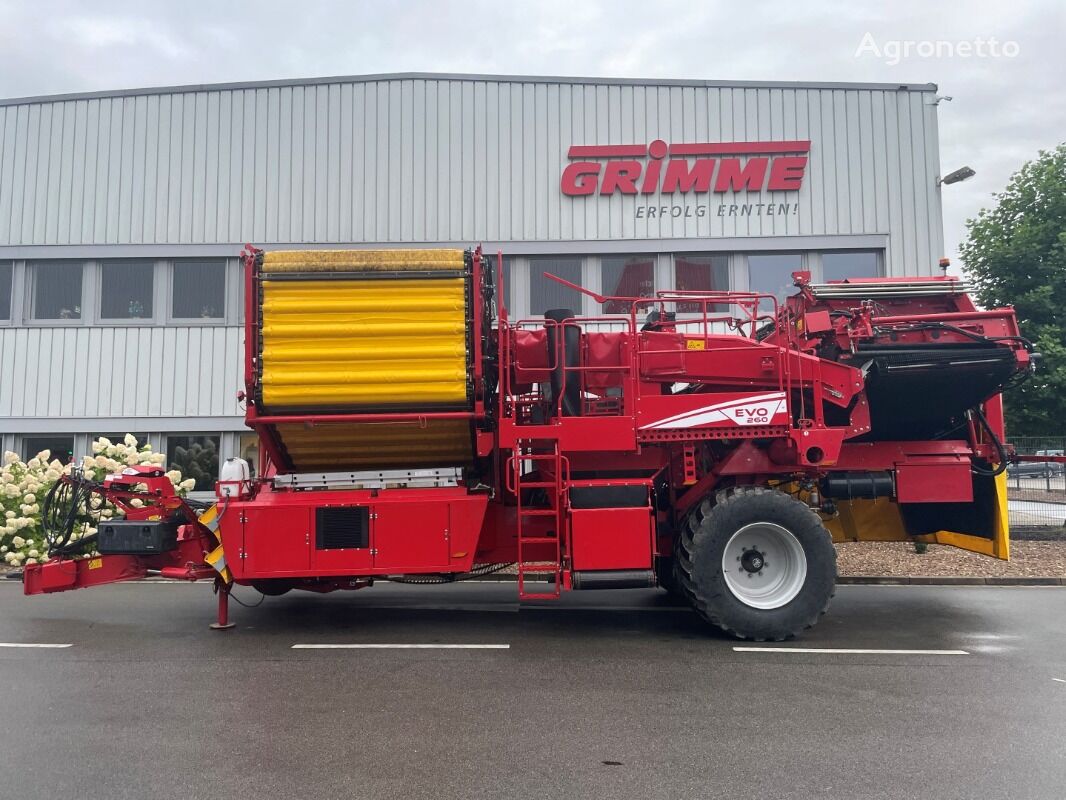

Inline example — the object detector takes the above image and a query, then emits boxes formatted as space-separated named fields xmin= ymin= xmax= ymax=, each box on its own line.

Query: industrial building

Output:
xmin=0 ymin=72 xmax=945 ymax=489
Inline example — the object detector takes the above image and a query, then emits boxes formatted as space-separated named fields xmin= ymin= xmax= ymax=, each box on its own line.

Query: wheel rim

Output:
xmin=722 ymin=522 xmax=807 ymax=610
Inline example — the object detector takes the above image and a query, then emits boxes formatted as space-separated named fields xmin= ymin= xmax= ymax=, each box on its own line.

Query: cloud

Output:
xmin=0 ymin=0 xmax=1062 ymax=264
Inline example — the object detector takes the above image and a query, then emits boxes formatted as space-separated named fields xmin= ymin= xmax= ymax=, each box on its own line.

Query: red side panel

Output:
xmin=896 ymin=460 xmax=974 ymax=503
xmin=569 ymin=508 xmax=654 ymax=570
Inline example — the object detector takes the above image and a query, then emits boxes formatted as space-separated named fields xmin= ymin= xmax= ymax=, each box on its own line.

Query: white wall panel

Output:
xmin=0 ymin=77 xmax=942 ymax=254
xmin=0 ymin=325 xmax=243 ymax=422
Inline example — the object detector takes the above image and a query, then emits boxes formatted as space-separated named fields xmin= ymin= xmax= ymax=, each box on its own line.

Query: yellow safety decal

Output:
xmin=686 ymin=340 xmax=706 ymax=350
xmin=87 ymin=558 xmax=103 ymax=570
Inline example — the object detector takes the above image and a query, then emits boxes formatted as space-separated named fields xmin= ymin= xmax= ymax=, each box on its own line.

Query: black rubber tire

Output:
xmin=251 ymin=579 xmax=293 ymax=597
xmin=676 ymin=487 xmax=836 ymax=641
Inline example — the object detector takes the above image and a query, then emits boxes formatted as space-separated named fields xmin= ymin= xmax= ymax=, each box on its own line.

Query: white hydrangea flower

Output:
xmin=11 ymin=536 xmax=25 ymax=548
xmin=12 ymin=551 xmax=25 ymax=562
xmin=5 ymin=484 xmax=20 ymax=498
xmin=179 ymin=478 xmax=196 ymax=491
xmin=3 ymin=552 xmax=14 ymax=563
xmin=2 ymin=451 xmax=17 ymax=465
xmin=27 ymin=457 xmax=41 ymax=469
xmin=22 ymin=493 xmax=35 ymax=504
xmin=125 ymin=452 xmax=140 ymax=466
xmin=98 ymin=437 xmax=112 ymax=447
xmin=165 ymin=470 xmax=182 ymax=483
xmin=28 ymin=549 xmax=38 ymax=558
xmin=149 ymin=453 xmax=166 ymax=465
xmin=0 ymin=545 xmax=6 ymax=553
xmin=91 ymin=441 xmax=104 ymax=454
xmin=35 ymin=450 xmax=51 ymax=461
xmin=4 ymin=510 xmax=13 ymax=519
xmin=124 ymin=433 xmax=137 ymax=447
xmin=94 ymin=455 xmax=109 ymax=468
xmin=24 ymin=539 xmax=34 ymax=548
xmin=28 ymin=504 xmax=39 ymax=515
xmin=25 ymin=558 xmax=37 ymax=565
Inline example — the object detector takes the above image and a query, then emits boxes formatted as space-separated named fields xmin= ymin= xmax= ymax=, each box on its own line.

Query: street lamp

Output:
xmin=937 ymin=166 xmax=976 ymax=186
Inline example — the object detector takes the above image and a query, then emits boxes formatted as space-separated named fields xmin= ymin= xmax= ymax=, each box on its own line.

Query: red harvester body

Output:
xmin=24 ymin=246 xmax=1030 ymax=640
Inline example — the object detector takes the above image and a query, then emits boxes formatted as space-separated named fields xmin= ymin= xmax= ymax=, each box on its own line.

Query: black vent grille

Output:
xmin=315 ymin=507 xmax=370 ymax=550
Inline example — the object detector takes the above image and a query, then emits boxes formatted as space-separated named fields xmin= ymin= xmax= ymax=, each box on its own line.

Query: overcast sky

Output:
xmin=0 ymin=0 xmax=1062 ymax=267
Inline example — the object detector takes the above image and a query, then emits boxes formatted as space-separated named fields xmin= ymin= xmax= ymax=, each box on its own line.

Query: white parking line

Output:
xmin=733 ymin=647 xmax=969 ymax=655
xmin=1053 ymin=678 xmax=1066 ymax=683
xmin=292 ymin=643 xmax=510 ymax=650
xmin=0 ymin=643 xmax=73 ymax=648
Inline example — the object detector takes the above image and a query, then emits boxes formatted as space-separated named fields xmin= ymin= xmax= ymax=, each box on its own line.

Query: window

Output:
xmin=172 ymin=261 xmax=225 ymax=319
xmin=0 ymin=262 xmax=11 ymax=320
xmin=747 ymin=253 xmax=803 ymax=303
xmin=674 ymin=254 xmax=729 ymax=313
xmin=822 ymin=251 xmax=881 ymax=283
xmin=21 ymin=435 xmax=75 ymax=463
xmin=239 ymin=433 xmax=260 ymax=478
xmin=601 ymin=256 xmax=654 ymax=314
xmin=529 ymin=257 xmax=582 ymax=317
xmin=32 ymin=262 xmax=83 ymax=320
xmin=166 ymin=434 xmax=221 ymax=492
xmin=101 ymin=261 xmax=154 ymax=319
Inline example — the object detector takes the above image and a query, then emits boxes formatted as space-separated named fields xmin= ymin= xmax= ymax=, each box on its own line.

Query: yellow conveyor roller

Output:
xmin=256 ymin=249 xmax=476 ymax=472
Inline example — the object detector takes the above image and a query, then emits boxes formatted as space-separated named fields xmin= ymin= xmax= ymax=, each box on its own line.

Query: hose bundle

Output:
xmin=41 ymin=470 xmax=107 ymax=557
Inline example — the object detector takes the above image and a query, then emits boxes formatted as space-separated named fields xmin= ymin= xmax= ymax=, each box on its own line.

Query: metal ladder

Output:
xmin=511 ymin=439 xmax=566 ymax=600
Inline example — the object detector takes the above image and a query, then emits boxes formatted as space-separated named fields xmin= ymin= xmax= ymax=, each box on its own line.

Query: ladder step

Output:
xmin=518 ymin=481 xmax=557 ymax=489
xmin=518 ymin=536 xmax=559 ymax=544
xmin=518 ymin=564 xmax=560 ymax=574
xmin=519 ymin=509 xmax=557 ymax=517
xmin=519 ymin=592 xmax=561 ymax=600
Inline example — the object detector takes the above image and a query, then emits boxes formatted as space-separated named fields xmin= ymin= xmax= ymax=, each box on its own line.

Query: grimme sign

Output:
xmin=560 ymin=139 xmax=809 ymax=218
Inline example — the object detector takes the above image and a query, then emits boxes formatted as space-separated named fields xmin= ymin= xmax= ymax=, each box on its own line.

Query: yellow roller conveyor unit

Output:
xmin=252 ymin=248 xmax=480 ymax=472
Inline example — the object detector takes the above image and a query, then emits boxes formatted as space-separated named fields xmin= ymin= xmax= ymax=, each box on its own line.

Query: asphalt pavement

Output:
xmin=1 ymin=580 xmax=1064 ymax=800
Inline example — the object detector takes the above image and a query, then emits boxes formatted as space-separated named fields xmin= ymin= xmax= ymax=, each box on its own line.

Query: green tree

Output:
xmin=960 ymin=144 xmax=1066 ymax=436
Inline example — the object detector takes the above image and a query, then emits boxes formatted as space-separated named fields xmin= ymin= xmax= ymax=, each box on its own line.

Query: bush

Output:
xmin=0 ymin=435 xmax=194 ymax=568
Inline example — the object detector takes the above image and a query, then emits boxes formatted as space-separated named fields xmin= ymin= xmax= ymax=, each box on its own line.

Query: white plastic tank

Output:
xmin=219 ymin=457 xmax=251 ymax=497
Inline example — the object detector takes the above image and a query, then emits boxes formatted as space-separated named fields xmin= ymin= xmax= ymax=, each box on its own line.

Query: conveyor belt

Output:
xmin=255 ymin=249 xmax=477 ymax=472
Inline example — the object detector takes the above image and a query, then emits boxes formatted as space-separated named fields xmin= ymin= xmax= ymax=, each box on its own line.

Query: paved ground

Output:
xmin=1 ymin=581 xmax=1064 ymax=800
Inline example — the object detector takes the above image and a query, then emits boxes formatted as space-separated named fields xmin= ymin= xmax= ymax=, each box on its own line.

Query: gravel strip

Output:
xmin=836 ymin=541 xmax=1066 ymax=578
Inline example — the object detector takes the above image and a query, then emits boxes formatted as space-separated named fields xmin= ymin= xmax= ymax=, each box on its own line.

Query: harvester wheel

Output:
xmin=251 ymin=579 xmax=294 ymax=597
xmin=678 ymin=487 xmax=836 ymax=641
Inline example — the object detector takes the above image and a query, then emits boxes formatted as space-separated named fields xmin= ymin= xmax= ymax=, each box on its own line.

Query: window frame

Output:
xmin=97 ymin=259 xmax=158 ymax=323
xmin=163 ymin=432 xmax=223 ymax=495
xmin=741 ymin=251 xmax=809 ymax=305
xmin=0 ymin=261 xmax=12 ymax=322
xmin=814 ymin=249 xmax=885 ymax=283
xmin=167 ymin=259 xmax=230 ymax=324
xmin=27 ymin=260 xmax=88 ymax=325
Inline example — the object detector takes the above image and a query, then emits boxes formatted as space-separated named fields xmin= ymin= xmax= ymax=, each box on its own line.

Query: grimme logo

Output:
xmin=560 ymin=139 xmax=810 ymax=196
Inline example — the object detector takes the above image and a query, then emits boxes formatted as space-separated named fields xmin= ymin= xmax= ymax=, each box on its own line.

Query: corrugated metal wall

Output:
xmin=0 ymin=76 xmax=942 ymax=273
xmin=0 ymin=325 xmax=242 ymax=421
xmin=0 ymin=75 xmax=944 ymax=438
